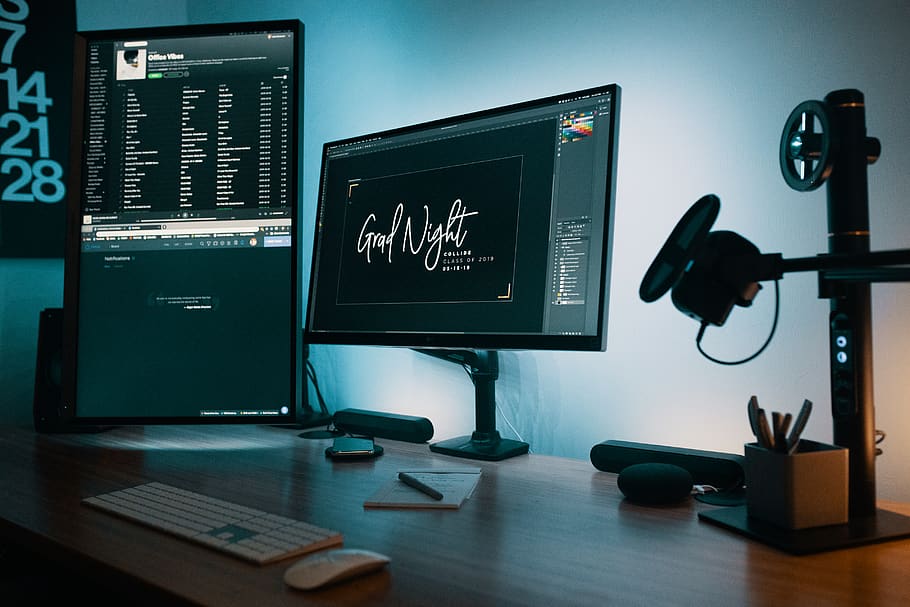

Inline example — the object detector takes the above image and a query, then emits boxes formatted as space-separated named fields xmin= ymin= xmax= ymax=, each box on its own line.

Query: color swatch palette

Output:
xmin=561 ymin=112 xmax=594 ymax=142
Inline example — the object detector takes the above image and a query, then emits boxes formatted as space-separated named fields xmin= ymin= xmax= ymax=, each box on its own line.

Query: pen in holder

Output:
xmin=745 ymin=439 xmax=848 ymax=530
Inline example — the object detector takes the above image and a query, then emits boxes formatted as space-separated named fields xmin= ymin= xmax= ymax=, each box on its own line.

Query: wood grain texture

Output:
xmin=1 ymin=423 xmax=908 ymax=606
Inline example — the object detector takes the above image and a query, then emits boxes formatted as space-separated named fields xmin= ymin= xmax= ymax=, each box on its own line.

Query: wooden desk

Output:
xmin=1 ymin=423 xmax=909 ymax=606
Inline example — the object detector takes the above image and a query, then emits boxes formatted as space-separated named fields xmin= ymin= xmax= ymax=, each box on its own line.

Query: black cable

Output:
xmin=695 ymin=280 xmax=780 ymax=365
xmin=306 ymin=359 xmax=330 ymax=415
xmin=875 ymin=429 xmax=886 ymax=456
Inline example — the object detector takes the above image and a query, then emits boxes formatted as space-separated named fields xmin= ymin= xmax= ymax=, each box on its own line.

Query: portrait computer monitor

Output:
xmin=305 ymin=84 xmax=621 ymax=458
xmin=61 ymin=21 xmax=304 ymax=425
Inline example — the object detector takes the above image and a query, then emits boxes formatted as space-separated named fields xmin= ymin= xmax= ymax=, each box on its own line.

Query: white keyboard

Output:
xmin=83 ymin=482 xmax=343 ymax=564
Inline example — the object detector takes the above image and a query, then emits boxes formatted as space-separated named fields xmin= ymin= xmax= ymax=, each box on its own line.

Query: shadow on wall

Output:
xmin=498 ymin=351 xmax=556 ymax=454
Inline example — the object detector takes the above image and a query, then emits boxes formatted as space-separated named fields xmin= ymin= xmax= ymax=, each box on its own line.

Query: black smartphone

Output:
xmin=325 ymin=437 xmax=384 ymax=460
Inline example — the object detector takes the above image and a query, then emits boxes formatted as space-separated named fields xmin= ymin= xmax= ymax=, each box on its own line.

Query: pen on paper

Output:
xmin=398 ymin=472 xmax=443 ymax=500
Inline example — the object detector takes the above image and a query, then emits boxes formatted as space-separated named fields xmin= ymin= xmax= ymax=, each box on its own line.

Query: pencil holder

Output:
xmin=745 ymin=440 xmax=848 ymax=530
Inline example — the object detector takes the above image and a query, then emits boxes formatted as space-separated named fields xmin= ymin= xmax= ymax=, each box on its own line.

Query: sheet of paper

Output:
xmin=364 ymin=468 xmax=482 ymax=509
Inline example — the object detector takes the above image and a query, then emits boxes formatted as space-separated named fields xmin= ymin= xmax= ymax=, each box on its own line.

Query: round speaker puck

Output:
xmin=617 ymin=463 xmax=693 ymax=505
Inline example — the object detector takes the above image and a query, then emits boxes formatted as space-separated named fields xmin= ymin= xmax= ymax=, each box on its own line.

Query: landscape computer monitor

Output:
xmin=305 ymin=84 xmax=620 ymax=457
xmin=61 ymin=21 xmax=304 ymax=425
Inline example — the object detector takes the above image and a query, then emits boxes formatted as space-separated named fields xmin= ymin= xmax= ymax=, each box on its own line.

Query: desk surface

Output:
xmin=1 ymin=423 xmax=909 ymax=606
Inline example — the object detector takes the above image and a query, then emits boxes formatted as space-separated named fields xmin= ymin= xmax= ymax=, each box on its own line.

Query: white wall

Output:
xmin=75 ymin=0 xmax=910 ymax=501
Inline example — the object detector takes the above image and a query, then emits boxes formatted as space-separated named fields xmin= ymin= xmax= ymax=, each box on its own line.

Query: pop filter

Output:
xmin=639 ymin=194 xmax=720 ymax=303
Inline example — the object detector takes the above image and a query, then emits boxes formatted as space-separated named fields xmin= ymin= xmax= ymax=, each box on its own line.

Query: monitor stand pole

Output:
xmin=418 ymin=349 xmax=529 ymax=461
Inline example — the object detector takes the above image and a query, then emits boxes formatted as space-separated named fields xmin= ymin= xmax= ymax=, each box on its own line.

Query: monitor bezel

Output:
xmin=60 ymin=20 xmax=305 ymax=426
xmin=304 ymin=83 xmax=621 ymax=352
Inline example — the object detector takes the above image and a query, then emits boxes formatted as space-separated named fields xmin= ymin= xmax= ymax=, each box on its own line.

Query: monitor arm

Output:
xmin=719 ymin=248 xmax=910 ymax=286
xmin=415 ymin=349 xmax=529 ymax=461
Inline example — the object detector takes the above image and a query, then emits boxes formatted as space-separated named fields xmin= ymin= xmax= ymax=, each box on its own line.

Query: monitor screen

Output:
xmin=305 ymin=84 xmax=620 ymax=351
xmin=61 ymin=21 xmax=304 ymax=424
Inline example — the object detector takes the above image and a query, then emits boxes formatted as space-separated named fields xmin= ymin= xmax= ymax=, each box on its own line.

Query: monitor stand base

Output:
xmin=430 ymin=434 xmax=529 ymax=461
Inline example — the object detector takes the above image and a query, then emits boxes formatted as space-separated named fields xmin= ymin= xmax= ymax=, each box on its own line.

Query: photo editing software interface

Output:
xmin=306 ymin=85 xmax=619 ymax=349
xmin=65 ymin=23 xmax=300 ymax=421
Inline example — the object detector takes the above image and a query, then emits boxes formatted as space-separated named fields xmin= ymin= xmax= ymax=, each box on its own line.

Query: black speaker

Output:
xmin=333 ymin=408 xmax=434 ymax=443
xmin=33 ymin=307 xmax=65 ymax=432
xmin=590 ymin=439 xmax=745 ymax=491
xmin=617 ymin=463 xmax=694 ymax=505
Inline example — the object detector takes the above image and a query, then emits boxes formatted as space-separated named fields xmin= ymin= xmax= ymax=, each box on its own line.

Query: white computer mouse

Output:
xmin=283 ymin=548 xmax=390 ymax=590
